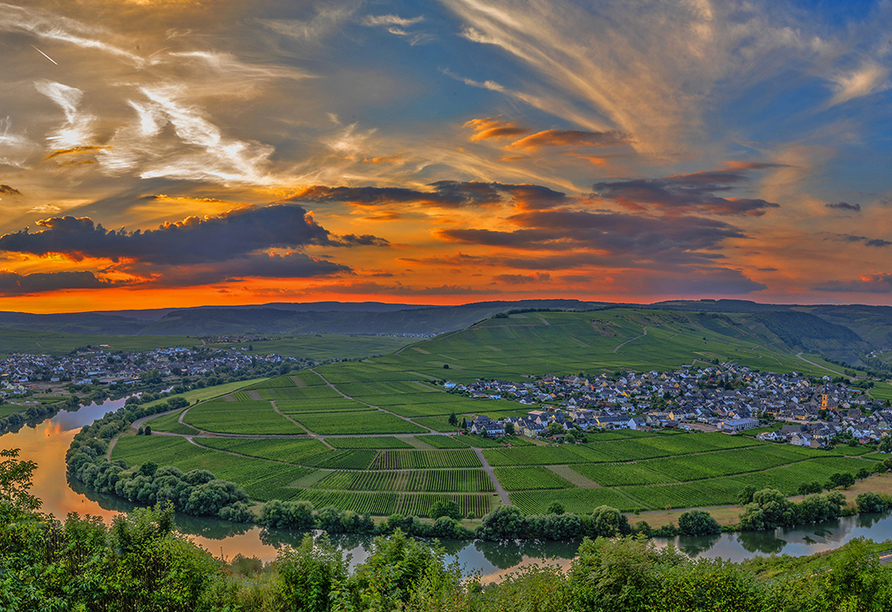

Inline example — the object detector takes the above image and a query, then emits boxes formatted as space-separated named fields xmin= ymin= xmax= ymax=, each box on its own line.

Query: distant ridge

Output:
xmin=0 ymin=298 xmax=890 ymax=368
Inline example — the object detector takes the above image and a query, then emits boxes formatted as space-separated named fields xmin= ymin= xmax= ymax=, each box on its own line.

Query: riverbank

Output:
xmin=632 ymin=471 xmax=892 ymax=528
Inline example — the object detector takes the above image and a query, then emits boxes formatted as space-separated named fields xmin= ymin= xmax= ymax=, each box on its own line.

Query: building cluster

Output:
xmin=450 ymin=363 xmax=891 ymax=447
xmin=0 ymin=346 xmax=289 ymax=394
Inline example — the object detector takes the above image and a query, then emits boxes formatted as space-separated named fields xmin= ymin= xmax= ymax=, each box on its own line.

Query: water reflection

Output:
xmin=675 ymin=533 xmax=721 ymax=557
xmin=735 ymin=530 xmax=788 ymax=555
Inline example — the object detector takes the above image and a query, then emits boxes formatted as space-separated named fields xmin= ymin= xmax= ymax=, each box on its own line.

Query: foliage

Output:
xmin=738 ymin=488 xmax=796 ymax=531
xmin=677 ymin=509 xmax=721 ymax=536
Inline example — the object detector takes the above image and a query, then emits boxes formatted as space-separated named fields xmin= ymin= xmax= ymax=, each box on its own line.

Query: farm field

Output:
xmin=206 ymin=334 xmax=419 ymax=360
xmin=102 ymin=308 xmax=890 ymax=519
xmin=143 ymin=410 xmax=199 ymax=435
xmin=296 ymin=411 xmax=426 ymax=435
xmin=0 ymin=404 xmax=25 ymax=418
xmin=183 ymin=400 xmax=306 ymax=435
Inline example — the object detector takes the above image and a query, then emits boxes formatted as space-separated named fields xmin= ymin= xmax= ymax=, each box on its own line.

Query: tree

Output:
xmin=827 ymin=472 xmax=856 ymax=489
xmin=476 ymin=506 xmax=526 ymax=540
xmin=0 ymin=448 xmax=40 ymax=514
xmin=547 ymin=501 xmax=565 ymax=515
xmin=504 ymin=421 xmax=515 ymax=436
xmin=677 ymin=510 xmax=721 ymax=536
xmin=448 ymin=412 xmax=457 ymax=426
xmin=737 ymin=485 xmax=757 ymax=506
xmin=429 ymin=499 xmax=462 ymax=520
xmin=738 ymin=489 xmax=795 ymax=530
xmin=856 ymin=492 xmax=888 ymax=513
xmin=589 ymin=505 xmax=630 ymax=537
xmin=570 ymin=536 xmax=674 ymax=612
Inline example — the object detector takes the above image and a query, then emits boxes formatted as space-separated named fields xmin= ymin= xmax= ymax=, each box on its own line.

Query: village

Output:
xmin=0 ymin=345 xmax=294 ymax=398
xmin=452 ymin=364 xmax=892 ymax=448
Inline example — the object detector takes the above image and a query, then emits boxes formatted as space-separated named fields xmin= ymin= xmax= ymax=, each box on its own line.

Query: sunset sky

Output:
xmin=1 ymin=0 xmax=891 ymax=313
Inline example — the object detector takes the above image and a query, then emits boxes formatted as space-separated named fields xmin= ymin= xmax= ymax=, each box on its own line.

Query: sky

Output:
xmin=1 ymin=0 xmax=892 ymax=313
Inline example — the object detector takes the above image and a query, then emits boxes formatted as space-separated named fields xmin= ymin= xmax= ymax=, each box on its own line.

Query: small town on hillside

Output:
xmin=453 ymin=364 xmax=891 ymax=448
xmin=0 ymin=346 xmax=295 ymax=397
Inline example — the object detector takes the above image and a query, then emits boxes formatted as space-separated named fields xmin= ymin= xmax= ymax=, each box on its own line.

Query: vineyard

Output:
xmin=296 ymin=411 xmax=426 ymax=435
xmin=183 ymin=400 xmax=305 ymax=435
xmin=112 ymin=346 xmax=890 ymax=521
xmin=311 ymin=469 xmax=493 ymax=493
xmin=394 ymin=493 xmax=494 ymax=518
xmin=326 ymin=437 xmax=414 ymax=449
xmin=493 ymin=467 xmax=574 ymax=490
xmin=369 ymin=449 xmax=482 ymax=469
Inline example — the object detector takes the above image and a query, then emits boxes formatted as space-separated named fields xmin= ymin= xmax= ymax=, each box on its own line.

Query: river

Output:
xmin=3 ymin=396 xmax=892 ymax=579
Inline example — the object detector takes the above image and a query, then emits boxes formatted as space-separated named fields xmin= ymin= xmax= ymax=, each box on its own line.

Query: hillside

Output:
xmin=2 ymin=299 xmax=891 ymax=372
xmin=322 ymin=308 xmax=848 ymax=384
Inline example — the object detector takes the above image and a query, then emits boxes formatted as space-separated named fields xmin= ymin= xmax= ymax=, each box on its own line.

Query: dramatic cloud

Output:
xmin=593 ymin=168 xmax=781 ymax=216
xmin=438 ymin=209 xmax=747 ymax=266
xmin=0 ymin=205 xmax=346 ymax=264
xmin=292 ymin=181 xmax=567 ymax=210
xmin=123 ymin=251 xmax=350 ymax=287
xmin=814 ymin=273 xmax=892 ymax=294
xmin=0 ymin=185 xmax=20 ymax=195
xmin=826 ymin=202 xmax=861 ymax=212
xmin=508 ymin=129 xmax=627 ymax=150
xmin=0 ymin=270 xmax=122 ymax=296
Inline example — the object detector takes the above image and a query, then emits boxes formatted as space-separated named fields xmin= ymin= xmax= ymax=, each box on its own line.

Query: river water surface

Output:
xmin=4 ymin=397 xmax=892 ymax=579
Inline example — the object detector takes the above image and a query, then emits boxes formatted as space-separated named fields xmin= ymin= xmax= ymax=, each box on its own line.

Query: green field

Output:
xmin=0 ymin=328 xmax=195 ymax=356
xmin=0 ymin=405 xmax=25 ymax=418
xmin=111 ymin=436 xmax=313 ymax=500
xmin=183 ymin=400 xmax=306 ymax=435
xmin=102 ymin=307 xmax=889 ymax=518
xmin=206 ymin=334 xmax=419 ymax=359
xmin=143 ymin=410 xmax=199 ymax=435
xmin=139 ymin=378 xmax=270 ymax=410
xmin=295 ymin=411 xmax=426 ymax=435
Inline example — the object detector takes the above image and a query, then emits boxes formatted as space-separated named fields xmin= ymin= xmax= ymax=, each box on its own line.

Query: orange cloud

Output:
xmin=465 ymin=117 xmax=530 ymax=141
xmin=44 ymin=145 xmax=111 ymax=161
xmin=362 ymin=154 xmax=406 ymax=163
xmin=508 ymin=129 xmax=628 ymax=150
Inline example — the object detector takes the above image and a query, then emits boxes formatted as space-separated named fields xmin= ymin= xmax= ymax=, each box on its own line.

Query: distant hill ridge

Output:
xmin=0 ymin=299 xmax=888 ymax=366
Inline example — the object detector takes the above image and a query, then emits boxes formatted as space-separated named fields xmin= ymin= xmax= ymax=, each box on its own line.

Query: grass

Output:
xmin=183 ymin=400 xmax=306 ymax=435
xmin=0 ymin=405 xmax=25 ymax=418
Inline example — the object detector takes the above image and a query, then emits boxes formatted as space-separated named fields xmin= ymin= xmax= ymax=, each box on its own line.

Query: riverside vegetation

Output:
xmin=7 ymin=449 xmax=892 ymax=611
